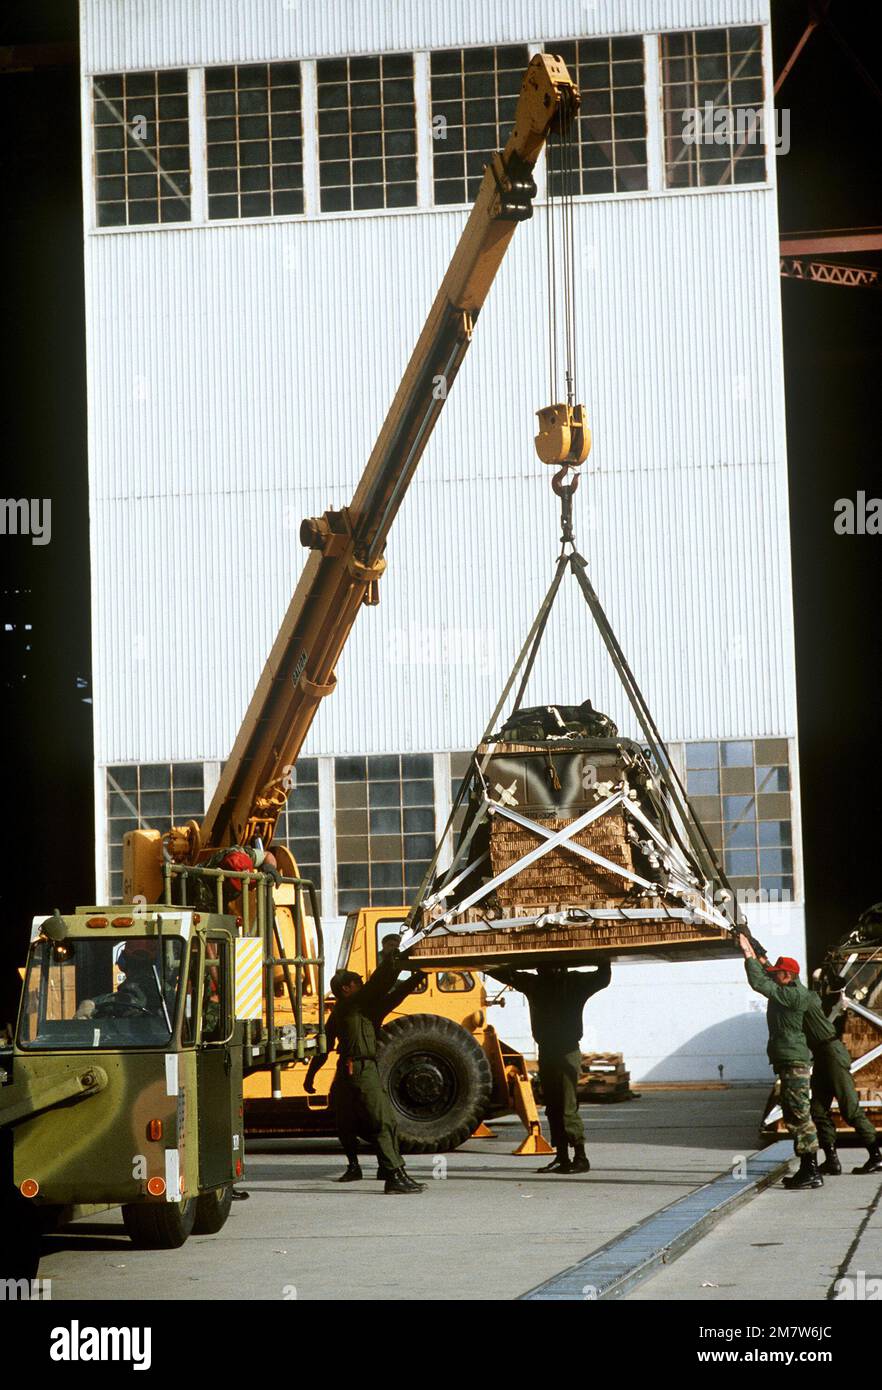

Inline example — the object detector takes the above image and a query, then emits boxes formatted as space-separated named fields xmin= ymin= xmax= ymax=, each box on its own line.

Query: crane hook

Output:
xmin=551 ymin=465 xmax=579 ymax=545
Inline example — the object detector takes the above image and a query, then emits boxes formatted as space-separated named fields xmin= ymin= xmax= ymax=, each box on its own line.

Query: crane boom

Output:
xmin=187 ymin=53 xmax=578 ymax=859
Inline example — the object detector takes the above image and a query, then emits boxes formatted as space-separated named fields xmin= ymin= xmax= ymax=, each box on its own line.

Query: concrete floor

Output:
xmin=36 ymin=1087 xmax=785 ymax=1301
xmin=628 ymin=1145 xmax=882 ymax=1303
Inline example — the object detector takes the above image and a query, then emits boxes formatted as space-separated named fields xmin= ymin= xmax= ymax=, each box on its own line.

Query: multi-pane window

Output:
xmin=105 ymin=763 xmax=205 ymax=902
xmin=205 ymin=63 xmax=303 ymax=219
xmin=683 ymin=739 xmax=793 ymax=900
xmin=274 ymin=757 xmax=322 ymax=910
xmin=548 ymin=37 xmax=648 ymax=195
xmin=660 ymin=26 xmax=766 ymax=188
xmin=92 ymin=70 xmax=190 ymax=227
xmin=430 ymin=45 xmax=529 ymax=205
xmin=335 ymin=754 xmax=435 ymax=913
xmin=317 ymin=53 xmax=417 ymax=212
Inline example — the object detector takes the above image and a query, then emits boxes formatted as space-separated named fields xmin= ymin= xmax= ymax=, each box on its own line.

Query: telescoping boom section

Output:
xmin=128 ymin=53 xmax=578 ymax=887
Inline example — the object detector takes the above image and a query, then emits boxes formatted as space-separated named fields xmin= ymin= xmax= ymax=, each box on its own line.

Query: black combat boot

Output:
xmin=375 ymin=1165 xmax=394 ymax=1181
xmin=819 ymin=1146 xmax=841 ymax=1176
xmin=399 ymin=1168 xmax=426 ymax=1192
xmin=538 ymin=1145 xmax=572 ymax=1174
xmin=337 ymin=1160 xmax=363 ymax=1183
xmin=571 ymin=1143 xmax=591 ymax=1174
xmin=782 ymin=1153 xmax=823 ymax=1189
xmin=852 ymin=1142 xmax=882 ymax=1174
xmin=384 ymin=1167 xmax=425 ymax=1194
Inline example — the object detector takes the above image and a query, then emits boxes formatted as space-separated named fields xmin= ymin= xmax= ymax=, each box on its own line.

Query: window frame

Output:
xmin=203 ymin=60 xmax=306 ymax=223
xmin=85 ymin=26 xmax=773 ymax=234
xmin=90 ymin=66 xmax=193 ymax=229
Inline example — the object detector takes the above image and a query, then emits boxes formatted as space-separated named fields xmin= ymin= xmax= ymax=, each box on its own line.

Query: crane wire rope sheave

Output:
xmin=401 ymin=108 xmax=743 ymax=951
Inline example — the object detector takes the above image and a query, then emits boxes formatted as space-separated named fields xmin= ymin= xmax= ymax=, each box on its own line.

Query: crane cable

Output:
xmin=541 ymin=89 xmax=584 ymax=495
xmin=546 ymin=90 xmax=580 ymax=411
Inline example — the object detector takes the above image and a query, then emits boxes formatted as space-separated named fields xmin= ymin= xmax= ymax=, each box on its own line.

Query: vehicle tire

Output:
xmin=122 ymin=1196 xmax=196 ymax=1249
xmin=192 ymin=1184 xmax=233 ymax=1235
xmin=377 ymin=1013 xmax=493 ymax=1153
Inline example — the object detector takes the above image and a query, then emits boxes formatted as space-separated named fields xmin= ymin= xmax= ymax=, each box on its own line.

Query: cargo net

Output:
xmin=400 ymin=478 xmax=745 ymax=966
xmin=402 ymin=705 xmax=734 ymax=965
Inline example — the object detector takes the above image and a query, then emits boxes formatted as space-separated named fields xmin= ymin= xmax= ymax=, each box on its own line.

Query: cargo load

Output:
xmin=404 ymin=702 xmax=739 ymax=969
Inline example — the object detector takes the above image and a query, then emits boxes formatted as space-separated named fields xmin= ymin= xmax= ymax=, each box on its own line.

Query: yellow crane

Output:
xmin=2 ymin=57 xmax=592 ymax=1278
xmin=121 ymin=52 xmax=585 ymax=1154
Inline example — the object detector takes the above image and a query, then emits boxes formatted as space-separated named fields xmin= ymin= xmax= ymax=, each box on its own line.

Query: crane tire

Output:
xmin=377 ymin=1013 xmax=493 ymax=1154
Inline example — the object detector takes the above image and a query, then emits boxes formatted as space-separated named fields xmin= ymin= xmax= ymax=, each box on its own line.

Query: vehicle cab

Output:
xmin=6 ymin=905 xmax=243 ymax=1222
xmin=336 ymin=907 xmax=488 ymax=1030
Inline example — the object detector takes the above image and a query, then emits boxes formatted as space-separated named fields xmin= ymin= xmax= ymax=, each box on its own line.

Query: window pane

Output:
xmin=547 ymin=37 xmax=646 ymax=198
xmin=725 ymin=849 xmax=757 ymax=877
xmin=430 ymin=44 xmax=529 ymax=205
xmin=686 ymin=742 xmax=718 ymax=769
xmin=93 ymin=70 xmax=191 ymax=225
xmin=205 ymin=62 xmax=302 ymax=221
xmin=723 ymin=821 xmax=754 ymax=849
xmin=334 ymin=752 xmax=436 ymax=909
xmin=660 ymin=25 xmax=766 ymax=189
xmin=687 ymin=768 xmax=719 ymax=795
xmin=722 ymin=740 xmax=753 ymax=767
xmin=318 ymin=53 xmax=417 ymax=211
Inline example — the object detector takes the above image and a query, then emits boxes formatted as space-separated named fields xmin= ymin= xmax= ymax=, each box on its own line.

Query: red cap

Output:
xmin=767 ymin=956 xmax=800 ymax=976
xmin=221 ymin=850 xmax=253 ymax=892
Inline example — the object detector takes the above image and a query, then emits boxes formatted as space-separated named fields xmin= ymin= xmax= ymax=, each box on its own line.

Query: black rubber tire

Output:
xmin=377 ymin=1013 xmax=493 ymax=1154
xmin=121 ymin=1197 xmax=196 ymax=1249
xmin=192 ymin=1184 xmax=233 ymax=1235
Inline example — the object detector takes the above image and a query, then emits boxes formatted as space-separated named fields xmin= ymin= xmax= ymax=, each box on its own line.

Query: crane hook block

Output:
xmin=534 ymin=402 xmax=591 ymax=468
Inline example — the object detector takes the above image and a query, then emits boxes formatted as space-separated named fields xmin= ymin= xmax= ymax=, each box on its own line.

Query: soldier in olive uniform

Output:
xmin=739 ymin=935 xmax=822 ymax=1190
xmin=802 ymin=988 xmax=882 ymax=1176
xmin=304 ymin=941 xmax=427 ymax=1194
xmin=485 ymin=962 xmax=612 ymax=1174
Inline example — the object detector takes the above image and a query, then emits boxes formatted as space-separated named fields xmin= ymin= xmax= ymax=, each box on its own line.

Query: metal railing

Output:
xmin=161 ymin=861 xmax=326 ymax=1068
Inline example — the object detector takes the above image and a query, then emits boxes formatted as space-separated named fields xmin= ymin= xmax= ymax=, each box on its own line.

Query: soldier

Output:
xmin=485 ymin=961 xmax=612 ymax=1174
xmin=183 ymin=841 xmax=281 ymax=912
xmin=739 ymin=935 xmax=822 ymax=1190
xmin=74 ymin=939 xmax=179 ymax=1022
xmin=304 ymin=939 xmax=427 ymax=1195
xmin=802 ymin=987 xmax=882 ymax=1176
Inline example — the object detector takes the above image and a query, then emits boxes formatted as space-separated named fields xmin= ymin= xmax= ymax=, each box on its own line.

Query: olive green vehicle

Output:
xmin=1 ymin=866 xmax=323 ymax=1278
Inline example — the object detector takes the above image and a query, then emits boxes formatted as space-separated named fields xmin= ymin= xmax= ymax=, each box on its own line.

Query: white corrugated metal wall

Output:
xmin=86 ymin=191 xmax=792 ymax=762
xmin=80 ymin=0 xmax=767 ymax=69
xmin=80 ymin=0 xmax=802 ymax=1078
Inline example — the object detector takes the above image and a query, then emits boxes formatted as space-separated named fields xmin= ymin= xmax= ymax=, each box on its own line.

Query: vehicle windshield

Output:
xmin=335 ymin=914 xmax=359 ymax=973
xmin=18 ymin=935 xmax=186 ymax=1050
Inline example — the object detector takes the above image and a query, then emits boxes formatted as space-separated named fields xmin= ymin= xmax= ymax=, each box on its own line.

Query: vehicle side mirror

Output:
xmin=42 ymin=909 xmax=69 ymax=943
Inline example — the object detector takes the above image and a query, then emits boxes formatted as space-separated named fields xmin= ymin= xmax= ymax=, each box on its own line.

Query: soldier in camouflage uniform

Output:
xmin=304 ymin=940 xmax=427 ymax=1195
xmin=802 ymin=988 xmax=882 ymax=1176
xmin=739 ymin=935 xmax=822 ymax=1190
